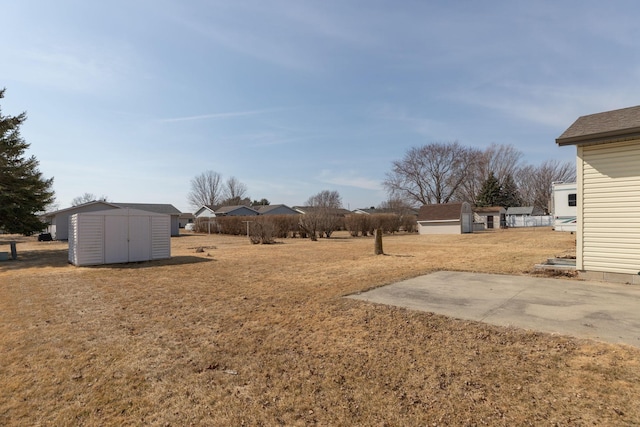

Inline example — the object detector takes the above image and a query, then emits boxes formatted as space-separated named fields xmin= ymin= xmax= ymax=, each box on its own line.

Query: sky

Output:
xmin=3 ymin=1 xmax=640 ymax=213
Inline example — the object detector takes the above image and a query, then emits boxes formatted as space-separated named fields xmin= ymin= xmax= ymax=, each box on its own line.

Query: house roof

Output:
xmin=417 ymin=203 xmax=464 ymax=221
xmin=293 ymin=206 xmax=352 ymax=216
xmin=556 ymin=105 xmax=640 ymax=146
xmin=214 ymin=205 xmax=258 ymax=215
xmin=253 ymin=204 xmax=299 ymax=215
xmin=113 ymin=203 xmax=181 ymax=215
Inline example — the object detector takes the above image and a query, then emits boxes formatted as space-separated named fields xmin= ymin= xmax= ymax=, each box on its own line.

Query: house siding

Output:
xmin=579 ymin=139 xmax=640 ymax=275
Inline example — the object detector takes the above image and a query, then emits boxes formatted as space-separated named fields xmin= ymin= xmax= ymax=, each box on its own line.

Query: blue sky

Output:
xmin=3 ymin=1 xmax=640 ymax=213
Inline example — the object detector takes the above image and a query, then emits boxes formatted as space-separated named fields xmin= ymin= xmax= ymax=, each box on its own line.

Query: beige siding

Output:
xmin=417 ymin=221 xmax=460 ymax=235
xmin=580 ymin=139 xmax=640 ymax=275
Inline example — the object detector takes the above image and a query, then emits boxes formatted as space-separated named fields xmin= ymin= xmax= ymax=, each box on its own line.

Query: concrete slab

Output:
xmin=347 ymin=271 xmax=640 ymax=348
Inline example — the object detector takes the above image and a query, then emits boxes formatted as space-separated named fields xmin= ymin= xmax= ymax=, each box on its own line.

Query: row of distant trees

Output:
xmin=187 ymin=171 xmax=263 ymax=209
xmin=188 ymin=142 xmax=574 ymax=221
xmin=384 ymin=142 xmax=575 ymax=212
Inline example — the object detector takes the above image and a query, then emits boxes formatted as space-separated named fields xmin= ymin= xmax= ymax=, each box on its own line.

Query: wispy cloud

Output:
xmin=450 ymin=80 xmax=640 ymax=129
xmin=158 ymin=108 xmax=279 ymax=123
xmin=317 ymin=169 xmax=381 ymax=191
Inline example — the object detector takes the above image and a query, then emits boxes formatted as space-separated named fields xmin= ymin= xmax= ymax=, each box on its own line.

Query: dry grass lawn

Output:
xmin=2 ymin=228 xmax=640 ymax=426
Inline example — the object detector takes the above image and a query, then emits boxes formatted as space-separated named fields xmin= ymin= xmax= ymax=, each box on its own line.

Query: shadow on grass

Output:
xmin=0 ymin=249 xmax=213 ymax=271
xmin=0 ymin=248 xmax=70 ymax=271
xmin=89 ymin=256 xmax=214 ymax=270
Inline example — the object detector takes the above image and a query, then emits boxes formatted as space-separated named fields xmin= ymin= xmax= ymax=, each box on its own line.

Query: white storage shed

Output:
xmin=68 ymin=208 xmax=171 ymax=266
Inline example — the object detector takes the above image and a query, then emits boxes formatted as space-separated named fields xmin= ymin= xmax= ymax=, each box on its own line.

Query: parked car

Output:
xmin=184 ymin=223 xmax=196 ymax=231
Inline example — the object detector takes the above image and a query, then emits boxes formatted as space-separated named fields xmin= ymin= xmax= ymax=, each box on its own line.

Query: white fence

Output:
xmin=506 ymin=215 xmax=553 ymax=228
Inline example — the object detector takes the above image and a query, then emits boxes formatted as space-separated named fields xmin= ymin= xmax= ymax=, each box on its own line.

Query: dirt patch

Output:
xmin=2 ymin=229 xmax=639 ymax=425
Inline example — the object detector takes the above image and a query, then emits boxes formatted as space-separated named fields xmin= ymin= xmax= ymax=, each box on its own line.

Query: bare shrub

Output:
xmin=345 ymin=214 xmax=373 ymax=237
xmin=371 ymin=214 xmax=401 ymax=234
xmin=249 ymin=218 xmax=276 ymax=244
xmin=268 ymin=215 xmax=300 ymax=238
xmin=401 ymin=214 xmax=417 ymax=233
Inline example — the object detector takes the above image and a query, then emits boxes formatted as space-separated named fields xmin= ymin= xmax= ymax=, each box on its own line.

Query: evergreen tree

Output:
xmin=500 ymin=173 xmax=522 ymax=208
xmin=0 ymin=89 xmax=55 ymax=235
xmin=476 ymin=171 xmax=502 ymax=207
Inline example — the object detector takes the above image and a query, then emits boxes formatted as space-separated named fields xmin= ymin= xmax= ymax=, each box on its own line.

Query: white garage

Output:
xmin=68 ymin=208 xmax=171 ymax=266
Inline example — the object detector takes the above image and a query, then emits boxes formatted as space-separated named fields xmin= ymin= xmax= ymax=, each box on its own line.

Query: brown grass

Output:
xmin=1 ymin=228 xmax=639 ymax=426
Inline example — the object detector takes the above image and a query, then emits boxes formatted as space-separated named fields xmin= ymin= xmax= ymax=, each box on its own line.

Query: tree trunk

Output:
xmin=374 ymin=228 xmax=384 ymax=255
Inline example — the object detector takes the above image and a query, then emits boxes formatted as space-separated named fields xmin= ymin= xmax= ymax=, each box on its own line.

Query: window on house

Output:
xmin=568 ymin=193 xmax=576 ymax=207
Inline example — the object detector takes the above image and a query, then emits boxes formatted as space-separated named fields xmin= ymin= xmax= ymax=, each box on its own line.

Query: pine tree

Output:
xmin=0 ymin=89 xmax=55 ymax=235
xmin=500 ymin=173 xmax=522 ymax=208
xmin=476 ymin=171 xmax=502 ymax=207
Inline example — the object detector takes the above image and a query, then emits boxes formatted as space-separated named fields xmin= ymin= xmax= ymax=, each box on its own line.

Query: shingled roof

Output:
xmin=417 ymin=203 xmax=463 ymax=221
xmin=556 ymin=105 xmax=640 ymax=146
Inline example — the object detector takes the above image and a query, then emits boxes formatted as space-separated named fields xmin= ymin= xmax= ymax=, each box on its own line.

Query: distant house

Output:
xmin=253 ymin=204 xmax=300 ymax=215
xmin=113 ymin=203 xmax=181 ymax=236
xmin=353 ymin=207 xmax=419 ymax=216
xmin=178 ymin=213 xmax=195 ymax=228
xmin=352 ymin=207 xmax=379 ymax=215
xmin=194 ymin=205 xmax=259 ymax=218
xmin=293 ymin=206 xmax=352 ymax=216
xmin=43 ymin=201 xmax=181 ymax=239
xmin=194 ymin=205 xmax=216 ymax=218
xmin=213 ymin=205 xmax=259 ymax=216
xmin=557 ymin=104 xmax=640 ymax=283
xmin=474 ymin=206 xmax=506 ymax=230
xmin=417 ymin=202 xmax=473 ymax=235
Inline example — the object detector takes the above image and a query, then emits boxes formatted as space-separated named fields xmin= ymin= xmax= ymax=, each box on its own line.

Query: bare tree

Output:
xmin=222 ymin=176 xmax=249 ymax=206
xmin=71 ymin=193 xmax=109 ymax=206
xmin=377 ymin=196 xmax=417 ymax=212
xmin=188 ymin=170 xmax=223 ymax=210
xmin=299 ymin=190 xmax=343 ymax=239
xmin=457 ymin=144 xmax=523 ymax=204
xmin=516 ymin=160 xmax=576 ymax=213
xmin=306 ymin=189 xmax=342 ymax=209
xmin=384 ymin=141 xmax=477 ymax=206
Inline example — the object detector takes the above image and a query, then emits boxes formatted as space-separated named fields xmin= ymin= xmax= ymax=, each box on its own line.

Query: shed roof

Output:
xmin=113 ymin=203 xmax=181 ymax=215
xmin=43 ymin=200 xmax=119 ymax=217
xmin=474 ymin=206 xmax=505 ymax=214
xmin=556 ymin=105 xmax=640 ymax=146
xmin=417 ymin=203 xmax=463 ymax=221
xmin=75 ymin=208 xmax=168 ymax=217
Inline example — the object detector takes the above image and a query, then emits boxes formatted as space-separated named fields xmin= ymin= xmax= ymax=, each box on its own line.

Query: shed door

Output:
xmin=128 ymin=216 xmax=151 ymax=262
xmin=461 ymin=213 xmax=472 ymax=233
xmin=105 ymin=216 xmax=129 ymax=264
xmin=487 ymin=215 xmax=494 ymax=229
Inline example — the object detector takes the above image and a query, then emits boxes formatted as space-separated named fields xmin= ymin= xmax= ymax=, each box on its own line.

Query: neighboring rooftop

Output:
xmin=557 ymin=105 xmax=640 ymax=146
